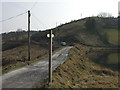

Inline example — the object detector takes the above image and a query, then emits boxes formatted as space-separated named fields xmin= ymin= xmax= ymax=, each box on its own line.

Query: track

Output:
xmin=2 ymin=46 xmax=72 ymax=88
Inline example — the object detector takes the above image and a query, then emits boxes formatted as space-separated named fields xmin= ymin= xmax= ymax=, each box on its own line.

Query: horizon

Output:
xmin=0 ymin=16 xmax=119 ymax=34
xmin=0 ymin=0 xmax=119 ymax=34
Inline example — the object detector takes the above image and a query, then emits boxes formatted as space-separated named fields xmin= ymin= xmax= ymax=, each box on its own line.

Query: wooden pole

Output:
xmin=49 ymin=30 xmax=52 ymax=84
xmin=28 ymin=10 xmax=31 ymax=61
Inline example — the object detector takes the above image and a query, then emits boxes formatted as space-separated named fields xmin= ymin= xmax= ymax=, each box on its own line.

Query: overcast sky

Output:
xmin=0 ymin=0 xmax=120 ymax=33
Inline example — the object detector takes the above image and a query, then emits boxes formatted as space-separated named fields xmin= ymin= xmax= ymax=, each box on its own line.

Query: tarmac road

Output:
xmin=2 ymin=46 xmax=72 ymax=88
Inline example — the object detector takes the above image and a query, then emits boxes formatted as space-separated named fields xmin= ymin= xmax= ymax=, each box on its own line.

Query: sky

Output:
xmin=0 ymin=0 xmax=120 ymax=33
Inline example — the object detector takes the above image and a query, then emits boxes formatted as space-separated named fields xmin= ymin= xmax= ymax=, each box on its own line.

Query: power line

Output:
xmin=0 ymin=0 xmax=38 ymax=23
xmin=31 ymin=13 xmax=48 ymax=29
xmin=30 ymin=0 xmax=39 ymax=11
xmin=0 ymin=11 xmax=27 ymax=23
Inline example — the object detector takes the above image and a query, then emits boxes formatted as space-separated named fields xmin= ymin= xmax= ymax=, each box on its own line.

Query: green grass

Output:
xmin=100 ymin=29 xmax=119 ymax=46
xmin=107 ymin=53 xmax=119 ymax=64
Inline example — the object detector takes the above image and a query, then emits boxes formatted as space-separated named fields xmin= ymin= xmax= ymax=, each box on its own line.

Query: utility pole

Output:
xmin=49 ymin=30 xmax=52 ymax=84
xmin=28 ymin=10 xmax=31 ymax=61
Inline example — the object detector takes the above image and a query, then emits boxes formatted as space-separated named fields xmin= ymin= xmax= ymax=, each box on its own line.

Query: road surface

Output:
xmin=2 ymin=46 xmax=72 ymax=88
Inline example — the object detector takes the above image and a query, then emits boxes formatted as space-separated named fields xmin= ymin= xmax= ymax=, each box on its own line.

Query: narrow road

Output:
xmin=2 ymin=46 xmax=72 ymax=88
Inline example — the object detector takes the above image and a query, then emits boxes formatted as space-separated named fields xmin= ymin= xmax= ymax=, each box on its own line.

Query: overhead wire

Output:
xmin=0 ymin=0 xmax=39 ymax=23
xmin=31 ymin=13 xmax=48 ymax=29
xmin=0 ymin=0 xmax=39 ymax=33
xmin=30 ymin=0 xmax=39 ymax=11
xmin=0 ymin=0 xmax=38 ymax=23
xmin=1 ymin=1 xmax=46 ymax=30
xmin=0 ymin=11 xmax=27 ymax=23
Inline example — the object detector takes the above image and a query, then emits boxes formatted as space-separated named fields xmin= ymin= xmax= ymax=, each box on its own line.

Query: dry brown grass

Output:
xmin=39 ymin=44 xmax=119 ymax=88
xmin=2 ymin=44 xmax=49 ymax=74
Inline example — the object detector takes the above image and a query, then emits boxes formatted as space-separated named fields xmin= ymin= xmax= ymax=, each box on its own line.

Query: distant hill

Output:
xmin=51 ymin=17 xmax=118 ymax=47
xmin=2 ymin=16 xmax=118 ymax=51
xmin=31 ymin=17 xmax=119 ymax=47
xmin=2 ymin=31 xmax=38 ymax=51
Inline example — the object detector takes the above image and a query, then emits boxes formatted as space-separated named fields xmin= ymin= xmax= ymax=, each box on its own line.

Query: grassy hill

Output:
xmin=2 ymin=16 xmax=119 ymax=73
xmin=2 ymin=31 xmax=38 ymax=51
xmin=51 ymin=17 xmax=118 ymax=47
xmin=2 ymin=30 xmax=56 ymax=73
xmin=2 ymin=17 xmax=118 ymax=51
xmin=99 ymin=29 xmax=119 ymax=45
xmin=30 ymin=17 xmax=118 ymax=47
xmin=38 ymin=44 xmax=119 ymax=88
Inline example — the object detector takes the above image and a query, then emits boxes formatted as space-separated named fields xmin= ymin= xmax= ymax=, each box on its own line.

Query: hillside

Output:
xmin=32 ymin=17 xmax=119 ymax=47
xmin=2 ymin=17 xmax=118 ymax=51
xmin=2 ymin=31 xmax=38 ymax=51
xmin=2 ymin=16 xmax=119 ymax=73
xmin=2 ymin=30 xmax=59 ymax=73
xmin=58 ymin=17 xmax=118 ymax=46
xmin=38 ymin=44 xmax=119 ymax=88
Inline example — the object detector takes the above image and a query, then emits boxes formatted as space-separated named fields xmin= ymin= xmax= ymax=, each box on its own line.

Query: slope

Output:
xmin=39 ymin=44 xmax=119 ymax=88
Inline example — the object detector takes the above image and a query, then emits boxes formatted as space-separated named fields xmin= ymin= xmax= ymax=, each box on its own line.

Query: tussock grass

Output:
xmin=2 ymin=45 xmax=65 ymax=74
xmin=38 ymin=44 xmax=119 ymax=88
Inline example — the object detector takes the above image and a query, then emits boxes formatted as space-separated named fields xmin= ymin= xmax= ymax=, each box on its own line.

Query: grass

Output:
xmin=2 ymin=17 xmax=118 ymax=73
xmin=2 ymin=44 xmax=47 ymax=74
xmin=108 ymin=53 xmax=119 ymax=64
xmin=100 ymin=29 xmax=119 ymax=46
xmin=2 ymin=45 xmax=66 ymax=74
xmin=38 ymin=44 xmax=119 ymax=88
xmin=2 ymin=52 xmax=48 ymax=74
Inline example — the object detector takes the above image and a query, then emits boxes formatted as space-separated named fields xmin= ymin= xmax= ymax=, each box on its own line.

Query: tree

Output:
xmin=98 ymin=12 xmax=113 ymax=18
xmin=85 ymin=17 xmax=96 ymax=33
xmin=16 ymin=28 xmax=23 ymax=32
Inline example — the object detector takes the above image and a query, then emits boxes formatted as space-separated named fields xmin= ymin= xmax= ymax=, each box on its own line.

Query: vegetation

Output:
xmin=38 ymin=44 xmax=119 ymax=88
xmin=98 ymin=12 xmax=113 ymax=18
xmin=2 ymin=16 xmax=119 ymax=74
xmin=2 ymin=44 xmax=65 ymax=74
xmin=99 ymin=29 xmax=119 ymax=45
xmin=2 ymin=31 xmax=37 ymax=51
xmin=85 ymin=17 xmax=96 ymax=33
xmin=52 ymin=17 xmax=118 ymax=47
xmin=2 ymin=44 xmax=48 ymax=74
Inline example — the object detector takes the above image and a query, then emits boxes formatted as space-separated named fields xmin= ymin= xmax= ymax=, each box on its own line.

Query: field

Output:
xmin=2 ymin=44 xmax=48 ymax=74
xmin=108 ymin=53 xmax=119 ymax=64
xmin=2 ymin=44 xmax=65 ymax=74
xmin=100 ymin=29 xmax=119 ymax=46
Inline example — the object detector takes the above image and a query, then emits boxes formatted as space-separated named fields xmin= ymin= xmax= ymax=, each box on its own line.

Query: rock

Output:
xmin=63 ymin=70 xmax=67 ymax=72
xmin=72 ymin=78 xmax=74 ymax=80
xmin=37 ymin=56 xmax=41 ymax=58
xmin=85 ymin=79 xmax=88 ymax=82
xmin=16 ymin=59 xmax=21 ymax=62
xmin=5 ymin=68 xmax=8 ymax=70
xmin=80 ymin=58 xmax=84 ymax=62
